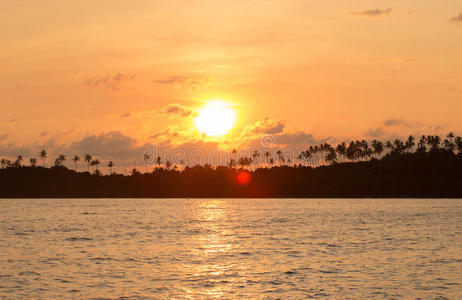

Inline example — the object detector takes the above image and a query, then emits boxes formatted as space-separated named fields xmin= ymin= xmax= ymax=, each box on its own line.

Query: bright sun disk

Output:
xmin=195 ymin=101 xmax=236 ymax=137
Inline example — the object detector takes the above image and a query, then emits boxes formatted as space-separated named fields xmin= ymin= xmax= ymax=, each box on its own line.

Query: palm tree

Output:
xmin=427 ymin=135 xmax=441 ymax=152
xmin=371 ymin=140 xmax=384 ymax=159
xmin=156 ymin=156 xmax=162 ymax=167
xmin=304 ymin=150 xmax=312 ymax=166
xmin=227 ymin=158 xmax=236 ymax=169
xmin=276 ymin=150 xmax=283 ymax=166
xmin=143 ymin=153 xmax=151 ymax=173
xmin=347 ymin=141 xmax=357 ymax=162
xmin=108 ymin=161 xmax=114 ymax=174
xmin=54 ymin=158 xmax=62 ymax=167
xmin=39 ymin=150 xmax=47 ymax=167
xmin=252 ymin=150 xmax=260 ymax=169
xmin=325 ymin=148 xmax=337 ymax=165
xmin=297 ymin=151 xmax=305 ymax=166
xmin=84 ymin=154 xmax=92 ymax=172
xmin=238 ymin=157 xmax=251 ymax=170
xmin=166 ymin=160 xmax=172 ymax=170
xmin=53 ymin=154 xmax=65 ymax=167
xmin=417 ymin=135 xmax=427 ymax=153
xmin=336 ymin=142 xmax=347 ymax=162
xmin=91 ymin=158 xmax=100 ymax=173
xmin=72 ymin=155 xmax=80 ymax=171
xmin=1 ymin=158 xmax=8 ymax=169
xmin=264 ymin=151 xmax=271 ymax=167
xmin=29 ymin=158 xmax=37 ymax=167
xmin=405 ymin=136 xmax=415 ymax=153
xmin=15 ymin=155 xmax=23 ymax=167
xmin=392 ymin=139 xmax=405 ymax=154
xmin=58 ymin=154 xmax=66 ymax=166
xmin=444 ymin=132 xmax=455 ymax=153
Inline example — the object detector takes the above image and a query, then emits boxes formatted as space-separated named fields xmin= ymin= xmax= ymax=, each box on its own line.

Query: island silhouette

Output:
xmin=1 ymin=133 xmax=462 ymax=198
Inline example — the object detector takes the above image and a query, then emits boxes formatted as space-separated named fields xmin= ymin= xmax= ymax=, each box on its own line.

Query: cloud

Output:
xmin=149 ymin=128 xmax=179 ymax=140
xmin=154 ymin=76 xmax=187 ymax=84
xmin=119 ymin=112 xmax=131 ymax=118
xmin=0 ymin=134 xmax=8 ymax=141
xmin=352 ymin=8 xmax=392 ymax=17
xmin=451 ymin=11 xmax=462 ymax=22
xmin=160 ymin=103 xmax=193 ymax=117
xmin=85 ymin=73 xmax=135 ymax=91
xmin=68 ymin=131 xmax=144 ymax=159
xmin=275 ymin=131 xmax=319 ymax=147
xmin=154 ymin=75 xmax=212 ymax=92
xmin=40 ymin=131 xmax=49 ymax=137
xmin=365 ymin=127 xmax=386 ymax=138
xmin=241 ymin=117 xmax=286 ymax=136
xmin=384 ymin=118 xmax=411 ymax=127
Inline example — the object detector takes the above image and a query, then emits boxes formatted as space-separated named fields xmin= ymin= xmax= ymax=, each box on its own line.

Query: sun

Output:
xmin=195 ymin=100 xmax=236 ymax=137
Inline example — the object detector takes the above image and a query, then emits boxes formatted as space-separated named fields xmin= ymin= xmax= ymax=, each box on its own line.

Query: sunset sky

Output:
xmin=1 ymin=0 xmax=462 ymax=165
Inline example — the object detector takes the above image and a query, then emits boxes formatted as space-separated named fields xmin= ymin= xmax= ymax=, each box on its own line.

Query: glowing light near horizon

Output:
xmin=195 ymin=101 xmax=236 ymax=137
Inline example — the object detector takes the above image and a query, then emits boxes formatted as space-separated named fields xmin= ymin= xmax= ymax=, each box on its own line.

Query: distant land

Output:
xmin=1 ymin=151 xmax=461 ymax=198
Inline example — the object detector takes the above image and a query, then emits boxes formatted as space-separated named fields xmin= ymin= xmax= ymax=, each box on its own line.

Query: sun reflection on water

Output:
xmin=187 ymin=200 xmax=240 ymax=298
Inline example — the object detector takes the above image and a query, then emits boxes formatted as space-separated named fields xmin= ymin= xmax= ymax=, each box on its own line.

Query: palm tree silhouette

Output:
xmin=371 ymin=140 xmax=384 ymax=159
xmin=15 ymin=155 xmax=23 ymax=167
xmin=444 ymin=132 xmax=455 ymax=153
xmin=72 ymin=155 xmax=80 ymax=171
xmin=455 ymin=136 xmax=462 ymax=155
xmin=90 ymin=158 xmax=100 ymax=173
xmin=58 ymin=154 xmax=66 ymax=166
xmin=417 ymin=135 xmax=427 ymax=153
xmin=156 ymin=156 xmax=162 ymax=168
xmin=264 ymin=151 xmax=271 ymax=167
xmin=252 ymin=150 xmax=260 ymax=169
xmin=427 ymin=135 xmax=441 ymax=152
xmin=53 ymin=154 xmax=65 ymax=167
xmin=227 ymin=158 xmax=236 ymax=169
xmin=325 ymin=148 xmax=337 ymax=165
xmin=405 ymin=136 xmax=415 ymax=153
xmin=39 ymin=150 xmax=47 ymax=167
xmin=143 ymin=153 xmax=151 ymax=173
xmin=1 ymin=158 xmax=8 ymax=169
xmin=29 ymin=158 xmax=37 ymax=167
xmin=276 ymin=150 xmax=283 ymax=166
xmin=84 ymin=154 xmax=92 ymax=172
xmin=336 ymin=142 xmax=347 ymax=162
xmin=108 ymin=161 xmax=114 ymax=174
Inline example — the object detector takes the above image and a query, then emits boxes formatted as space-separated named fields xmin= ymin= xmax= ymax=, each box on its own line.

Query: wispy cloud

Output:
xmin=154 ymin=76 xmax=187 ymax=84
xmin=0 ymin=134 xmax=8 ymax=141
xmin=241 ymin=117 xmax=286 ymax=137
xmin=384 ymin=118 xmax=410 ymax=127
xmin=85 ymin=73 xmax=135 ymax=91
xmin=352 ymin=8 xmax=393 ymax=17
xmin=160 ymin=103 xmax=194 ymax=118
xmin=365 ymin=127 xmax=386 ymax=138
xmin=154 ymin=75 xmax=212 ymax=92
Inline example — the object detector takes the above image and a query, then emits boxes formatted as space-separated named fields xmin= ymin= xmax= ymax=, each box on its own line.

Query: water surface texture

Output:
xmin=1 ymin=198 xmax=461 ymax=299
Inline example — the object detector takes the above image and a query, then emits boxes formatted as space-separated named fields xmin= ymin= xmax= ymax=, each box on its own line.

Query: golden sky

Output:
xmin=1 ymin=0 xmax=462 ymax=163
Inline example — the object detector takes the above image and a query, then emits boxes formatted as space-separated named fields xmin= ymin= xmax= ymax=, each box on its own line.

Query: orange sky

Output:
xmin=1 ymin=1 xmax=462 ymax=164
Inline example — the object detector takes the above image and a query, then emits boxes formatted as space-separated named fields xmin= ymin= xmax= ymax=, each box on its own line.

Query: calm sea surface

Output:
xmin=0 ymin=198 xmax=461 ymax=299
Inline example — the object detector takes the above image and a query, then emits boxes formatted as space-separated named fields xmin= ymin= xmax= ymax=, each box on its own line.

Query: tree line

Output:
xmin=1 ymin=132 xmax=462 ymax=174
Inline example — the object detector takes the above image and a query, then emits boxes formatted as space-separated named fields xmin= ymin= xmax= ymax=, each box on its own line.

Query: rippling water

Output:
xmin=1 ymin=198 xmax=462 ymax=299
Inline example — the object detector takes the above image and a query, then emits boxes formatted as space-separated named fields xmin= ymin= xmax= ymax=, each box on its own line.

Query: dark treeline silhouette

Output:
xmin=1 ymin=133 xmax=462 ymax=198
